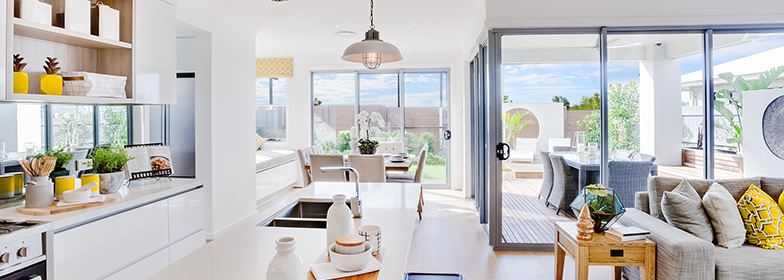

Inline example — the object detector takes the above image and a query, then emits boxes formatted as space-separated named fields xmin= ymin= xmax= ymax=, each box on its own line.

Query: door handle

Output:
xmin=444 ymin=130 xmax=452 ymax=140
xmin=496 ymin=143 xmax=510 ymax=160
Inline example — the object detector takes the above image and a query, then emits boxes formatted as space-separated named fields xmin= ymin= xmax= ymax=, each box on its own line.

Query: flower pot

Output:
xmin=40 ymin=75 xmax=63 ymax=95
xmin=99 ymin=171 xmax=125 ymax=194
xmin=14 ymin=72 xmax=28 ymax=94
xmin=359 ymin=146 xmax=377 ymax=155
xmin=25 ymin=176 xmax=54 ymax=208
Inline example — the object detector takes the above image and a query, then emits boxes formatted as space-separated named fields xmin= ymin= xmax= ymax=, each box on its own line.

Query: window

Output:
xmin=0 ymin=103 xmax=44 ymax=155
xmin=255 ymin=78 xmax=287 ymax=142
xmin=98 ymin=106 xmax=129 ymax=147
xmin=51 ymin=105 xmax=95 ymax=149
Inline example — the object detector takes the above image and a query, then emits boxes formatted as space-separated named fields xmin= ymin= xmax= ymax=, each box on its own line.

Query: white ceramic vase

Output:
xmin=25 ymin=176 xmax=54 ymax=208
xmin=266 ymin=236 xmax=303 ymax=280
xmin=326 ymin=194 xmax=353 ymax=247
xmin=99 ymin=171 xmax=125 ymax=194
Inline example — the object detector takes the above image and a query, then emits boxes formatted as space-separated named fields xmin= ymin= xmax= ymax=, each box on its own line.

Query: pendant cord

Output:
xmin=369 ymin=0 xmax=375 ymax=30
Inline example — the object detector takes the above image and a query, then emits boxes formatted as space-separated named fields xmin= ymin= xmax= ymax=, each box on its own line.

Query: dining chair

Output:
xmin=547 ymin=153 xmax=580 ymax=215
xmin=386 ymin=145 xmax=428 ymax=220
xmin=297 ymin=145 xmax=324 ymax=186
xmin=347 ymin=155 xmax=386 ymax=183
xmin=608 ymin=161 xmax=654 ymax=209
xmin=552 ymin=146 xmax=575 ymax=153
xmin=539 ymin=150 xmax=554 ymax=206
xmin=309 ymin=154 xmax=346 ymax=182
xmin=548 ymin=138 xmax=571 ymax=152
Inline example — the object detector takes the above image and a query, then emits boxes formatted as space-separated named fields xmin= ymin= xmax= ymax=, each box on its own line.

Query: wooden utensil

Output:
xmin=41 ymin=157 xmax=56 ymax=176
xmin=19 ymin=159 xmax=34 ymax=177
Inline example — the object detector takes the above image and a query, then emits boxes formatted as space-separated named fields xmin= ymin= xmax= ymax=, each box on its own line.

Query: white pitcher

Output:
xmin=25 ymin=176 xmax=54 ymax=208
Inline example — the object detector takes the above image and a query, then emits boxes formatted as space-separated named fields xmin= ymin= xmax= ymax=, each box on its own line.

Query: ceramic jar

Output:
xmin=25 ymin=176 xmax=54 ymax=208
xmin=99 ymin=171 xmax=125 ymax=194
xmin=326 ymin=194 xmax=353 ymax=247
xmin=266 ymin=236 xmax=303 ymax=280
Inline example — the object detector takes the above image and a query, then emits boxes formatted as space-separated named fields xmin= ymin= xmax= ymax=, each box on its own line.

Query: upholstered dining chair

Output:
xmin=347 ymin=155 xmax=386 ymax=183
xmin=539 ymin=150 xmax=554 ymax=206
xmin=386 ymin=145 xmax=428 ymax=219
xmin=608 ymin=160 xmax=654 ymax=209
xmin=309 ymin=154 xmax=347 ymax=182
xmin=547 ymin=153 xmax=580 ymax=215
xmin=297 ymin=145 xmax=324 ymax=186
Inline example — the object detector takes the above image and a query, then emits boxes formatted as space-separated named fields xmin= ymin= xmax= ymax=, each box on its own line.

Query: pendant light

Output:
xmin=342 ymin=0 xmax=402 ymax=69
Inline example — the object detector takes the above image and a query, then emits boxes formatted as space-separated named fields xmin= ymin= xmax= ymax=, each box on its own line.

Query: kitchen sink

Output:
xmin=260 ymin=200 xmax=351 ymax=229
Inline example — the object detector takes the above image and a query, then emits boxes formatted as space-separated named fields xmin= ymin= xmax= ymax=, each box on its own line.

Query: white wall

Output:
xmin=639 ymin=43 xmax=683 ymax=166
xmin=742 ymin=89 xmax=784 ymax=177
xmin=502 ymin=103 xmax=565 ymax=152
xmin=257 ymin=48 xmax=466 ymax=190
xmin=177 ymin=2 xmax=257 ymax=239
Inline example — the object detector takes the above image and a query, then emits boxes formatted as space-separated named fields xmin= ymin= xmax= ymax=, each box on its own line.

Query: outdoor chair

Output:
xmin=539 ymin=150 xmax=554 ymax=206
xmin=548 ymin=138 xmax=571 ymax=152
xmin=631 ymin=153 xmax=657 ymax=163
xmin=552 ymin=146 xmax=575 ymax=153
xmin=612 ymin=149 xmax=634 ymax=160
xmin=348 ymin=155 xmax=386 ymax=183
xmin=510 ymin=138 xmax=537 ymax=163
xmin=547 ymin=153 xmax=580 ymax=215
xmin=607 ymin=160 xmax=654 ymax=209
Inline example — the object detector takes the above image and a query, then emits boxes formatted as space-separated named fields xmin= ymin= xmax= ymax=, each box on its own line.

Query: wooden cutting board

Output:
xmin=308 ymin=247 xmax=386 ymax=280
xmin=17 ymin=196 xmax=117 ymax=216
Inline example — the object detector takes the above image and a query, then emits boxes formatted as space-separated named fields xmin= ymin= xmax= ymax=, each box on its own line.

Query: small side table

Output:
xmin=555 ymin=222 xmax=656 ymax=280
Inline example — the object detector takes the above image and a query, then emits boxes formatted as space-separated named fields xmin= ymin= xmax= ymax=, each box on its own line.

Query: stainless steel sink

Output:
xmin=260 ymin=200 xmax=351 ymax=229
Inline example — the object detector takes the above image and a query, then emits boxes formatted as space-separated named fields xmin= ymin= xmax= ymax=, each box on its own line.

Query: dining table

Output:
xmin=303 ymin=154 xmax=415 ymax=172
xmin=556 ymin=152 xmax=658 ymax=191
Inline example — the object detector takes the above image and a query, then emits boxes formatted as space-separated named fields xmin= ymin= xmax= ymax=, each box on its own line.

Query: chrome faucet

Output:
xmin=320 ymin=166 xmax=363 ymax=218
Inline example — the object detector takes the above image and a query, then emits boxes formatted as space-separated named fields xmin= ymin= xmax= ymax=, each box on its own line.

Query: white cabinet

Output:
xmin=256 ymin=161 xmax=298 ymax=203
xmin=133 ymin=0 xmax=176 ymax=104
xmin=168 ymin=188 xmax=205 ymax=241
xmin=169 ymin=229 xmax=205 ymax=264
xmin=53 ymin=200 xmax=169 ymax=280
xmin=104 ymin=248 xmax=170 ymax=280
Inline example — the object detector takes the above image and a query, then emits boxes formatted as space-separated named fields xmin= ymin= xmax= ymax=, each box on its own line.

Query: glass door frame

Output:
xmin=486 ymin=24 xmax=784 ymax=250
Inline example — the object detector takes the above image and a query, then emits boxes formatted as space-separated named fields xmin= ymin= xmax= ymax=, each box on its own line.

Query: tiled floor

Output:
xmin=406 ymin=189 xmax=614 ymax=280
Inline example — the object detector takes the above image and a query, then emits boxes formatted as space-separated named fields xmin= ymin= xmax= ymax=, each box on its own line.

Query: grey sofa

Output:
xmin=619 ymin=176 xmax=784 ymax=280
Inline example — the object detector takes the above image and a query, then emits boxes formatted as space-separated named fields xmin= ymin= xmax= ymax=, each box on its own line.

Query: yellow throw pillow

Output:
xmin=255 ymin=134 xmax=265 ymax=150
xmin=738 ymin=185 xmax=784 ymax=249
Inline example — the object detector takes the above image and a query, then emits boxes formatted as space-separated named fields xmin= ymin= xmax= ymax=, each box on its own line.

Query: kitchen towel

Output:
xmin=56 ymin=195 xmax=105 ymax=207
xmin=309 ymin=258 xmax=382 ymax=280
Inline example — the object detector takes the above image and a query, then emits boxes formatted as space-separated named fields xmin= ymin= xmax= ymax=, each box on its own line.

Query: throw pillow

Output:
xmin=738 ymin=184 xmax=784 ymax=249
xmin=255 ymin=134 xmax=265 ymax=150
xmin=702 ymin=182 xmax=746 ymax=248
xmin=661 ymin=180 xmax=714 ymax=242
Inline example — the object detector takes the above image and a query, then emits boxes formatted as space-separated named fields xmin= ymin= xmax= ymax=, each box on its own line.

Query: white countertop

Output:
xmin=149 ymin=182 xmax=421 ymax=280
xmin=0 ymin=178 xmax=204 ymax=231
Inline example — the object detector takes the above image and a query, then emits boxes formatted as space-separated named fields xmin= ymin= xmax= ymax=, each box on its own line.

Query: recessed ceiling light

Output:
xmin=270 ymin=0 xmax=288 ymax=2
xmin=335 ymin=31 xmax=356 ymax=37
xmin=335 ymin=25 xmax=340 ymax=28
xmin=412 ymin=22 xmax=417 ymax=26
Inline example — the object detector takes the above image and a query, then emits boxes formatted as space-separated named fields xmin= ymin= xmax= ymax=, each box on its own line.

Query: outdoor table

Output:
xmin=558 ymin=152 xmax=658 ymax=190
xmin=304 ymin=154 xmax=415 ymax=172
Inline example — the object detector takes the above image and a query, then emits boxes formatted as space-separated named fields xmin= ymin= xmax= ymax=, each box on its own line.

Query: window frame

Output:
xmin=44 ymin=104 xmax=132 ymax=151
xmin=255 ymin=77 xmax=288 ymax=143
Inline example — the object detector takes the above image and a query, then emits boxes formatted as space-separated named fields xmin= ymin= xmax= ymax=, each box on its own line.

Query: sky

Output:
xmin=503 ymin=35 xmax=784 ymax=104
xmin=308 ymin=72 xmax=447 ymax=108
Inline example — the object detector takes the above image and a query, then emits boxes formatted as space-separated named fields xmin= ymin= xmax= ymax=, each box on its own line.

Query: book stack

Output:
xmin=605 ymin=226 xmax=650 ymax=242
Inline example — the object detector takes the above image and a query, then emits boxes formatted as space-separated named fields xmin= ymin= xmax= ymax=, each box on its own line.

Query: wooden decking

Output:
xmin=502 ymin=178 xmax=575 ymax=244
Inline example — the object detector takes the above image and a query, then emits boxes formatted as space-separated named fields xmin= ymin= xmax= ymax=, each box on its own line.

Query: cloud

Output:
xmin=405 ymin=74 xmax=441 ymax=84
xmin=313 ymin=73 xmax=356 ymax=105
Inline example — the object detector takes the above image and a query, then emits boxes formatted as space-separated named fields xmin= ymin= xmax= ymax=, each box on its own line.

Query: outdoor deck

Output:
xmin=502 ymin=178 xmax=575 ymax=244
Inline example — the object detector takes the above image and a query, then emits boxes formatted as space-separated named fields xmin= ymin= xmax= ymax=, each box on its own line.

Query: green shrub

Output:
xmin=39 ymin=148 xmax=74 ymax=170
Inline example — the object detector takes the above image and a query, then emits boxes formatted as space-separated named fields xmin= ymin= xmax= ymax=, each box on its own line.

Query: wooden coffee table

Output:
xmin=555 ymin=222 xmax=656 ymax=280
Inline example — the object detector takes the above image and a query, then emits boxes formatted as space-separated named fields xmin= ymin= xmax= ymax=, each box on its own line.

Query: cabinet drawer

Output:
xmin=169 ymin=229 xmax=205 ymax=264
xmin=104 ymin=248 xmax=169 ymax=280
xmin=168 ymin=188 xmax=205 ymax=241
xmin=54 ymin=200 xmax=169 ymax=279
xmin=588 ymin=246 xmax=646 ymax=264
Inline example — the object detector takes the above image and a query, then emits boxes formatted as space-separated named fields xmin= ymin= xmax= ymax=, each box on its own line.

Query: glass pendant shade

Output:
xmin=342 ymin=30 xmax=402 ymax=69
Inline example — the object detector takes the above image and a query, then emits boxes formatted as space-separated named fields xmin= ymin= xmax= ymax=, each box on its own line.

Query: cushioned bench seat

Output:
xmin=256 ymin=150 xmax=297 ymax=172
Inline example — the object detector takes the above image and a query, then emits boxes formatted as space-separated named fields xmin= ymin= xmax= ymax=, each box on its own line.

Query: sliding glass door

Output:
xmin=311 ymin=69 xmax=451 ymax=188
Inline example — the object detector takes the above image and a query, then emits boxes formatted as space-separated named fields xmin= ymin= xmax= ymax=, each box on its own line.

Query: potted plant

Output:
xmin=570 ymin=184 xmax=625 ymax=233
xmin=355 ymin=111 xmax=384 ymax=154
xmin=40 ymin=57 xmax=62 ymax=95
xmin=39 ymin=148 xmax=74 ymax=182
xmin=13 ymin=54 xmax=28 ymax=94
xmin=90 ymin=147 xmax=133 ymax=194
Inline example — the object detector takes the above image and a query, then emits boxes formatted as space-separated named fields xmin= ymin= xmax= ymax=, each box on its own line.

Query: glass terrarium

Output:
xmin=570 ymin=184 xmax=625 ymax=233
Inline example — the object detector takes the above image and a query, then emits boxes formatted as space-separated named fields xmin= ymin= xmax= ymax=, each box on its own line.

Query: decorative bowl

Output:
xmin=328 ymin=242 xmax=372 ymax=272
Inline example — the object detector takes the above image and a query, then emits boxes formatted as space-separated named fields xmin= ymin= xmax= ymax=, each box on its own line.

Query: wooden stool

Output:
xmin=555 ymin=222 xmax=656 ymax=280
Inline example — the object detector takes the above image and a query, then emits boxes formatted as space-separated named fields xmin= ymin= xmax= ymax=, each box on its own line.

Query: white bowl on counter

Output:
xmin=328 ymin=242 xmax=372 ymax=272
xmin=62 ymin=189 xmax=92 ymax=203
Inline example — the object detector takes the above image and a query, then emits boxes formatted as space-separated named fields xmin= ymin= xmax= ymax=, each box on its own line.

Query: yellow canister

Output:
xmin=55 ymin=176 xmax=76 ymax=200
xmin=81 ymin=174 xmax=100 ymax=196
xmin=9 ymin=172 xmax=24 ymax=195
xmin=0 ymin=175 xmax=14 ymax=198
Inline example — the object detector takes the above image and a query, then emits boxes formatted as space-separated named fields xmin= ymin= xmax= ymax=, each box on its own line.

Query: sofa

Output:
xmin=618 ymin=176 xmax=784 ymax=280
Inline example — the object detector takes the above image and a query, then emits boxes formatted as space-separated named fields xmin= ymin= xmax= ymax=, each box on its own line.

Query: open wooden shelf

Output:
xmin=9 ymin=93 xmax=132 ymax=105
xmin=13 ymin=18 xmax=132 ymax=50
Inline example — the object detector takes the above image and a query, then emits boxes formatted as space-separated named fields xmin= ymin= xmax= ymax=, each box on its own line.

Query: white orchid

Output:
xmin=370 ymin=127 xmax=382 ymax=137
xmin=355 ymin=110 xmax=386 ymax=142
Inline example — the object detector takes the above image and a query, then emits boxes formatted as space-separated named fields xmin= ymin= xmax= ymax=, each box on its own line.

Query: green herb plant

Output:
xmin=585 ymin=184 xmax=615 ymax=214
xmin=41 ymin=148 xmax=74 ymax=170
xmin=91 ymin=148 xmax=134 ymax=174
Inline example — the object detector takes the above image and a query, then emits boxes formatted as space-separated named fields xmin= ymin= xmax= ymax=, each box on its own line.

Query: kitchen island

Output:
xmin=149 ymin=182 xmax=422 ymax=280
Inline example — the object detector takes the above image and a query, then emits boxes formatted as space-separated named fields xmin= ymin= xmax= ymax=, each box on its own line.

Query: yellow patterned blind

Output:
xmin=256 ymin=58 xmax=293 ymax=78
